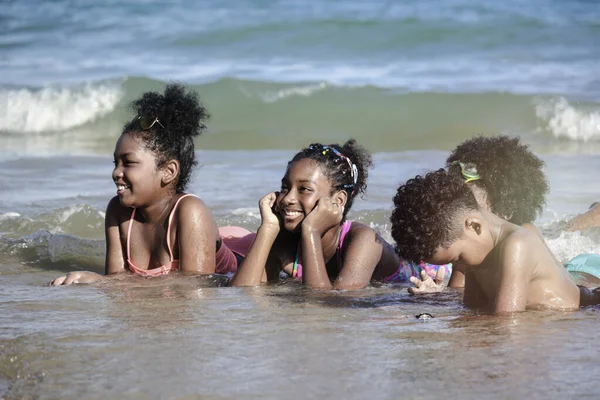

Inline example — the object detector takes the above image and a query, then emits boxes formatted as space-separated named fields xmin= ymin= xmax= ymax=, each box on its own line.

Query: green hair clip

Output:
xmin=453 ymin=161 xmax=481 ymax=183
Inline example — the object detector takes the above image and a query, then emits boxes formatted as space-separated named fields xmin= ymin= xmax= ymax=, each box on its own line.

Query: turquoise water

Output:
xmin=2 ymin=0 xmax=600 ymax=398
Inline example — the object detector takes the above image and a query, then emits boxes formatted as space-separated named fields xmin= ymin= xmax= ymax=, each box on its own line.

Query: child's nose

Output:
xmin=112 ymin=165 xmax=123 ymax=181
xmin=280 ymin=190 xmax=297 ymax=205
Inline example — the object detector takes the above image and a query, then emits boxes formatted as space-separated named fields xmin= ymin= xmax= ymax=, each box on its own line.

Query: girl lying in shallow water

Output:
xmin=230 ymin=140 xmax=447 ymax=290
xmin=52 ymin=84 xmax=254 ymax=285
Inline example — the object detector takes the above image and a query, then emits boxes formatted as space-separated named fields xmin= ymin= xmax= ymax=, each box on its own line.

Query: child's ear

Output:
xmin=465 ymin=217 xmax=483 ymax=236
xmin=333 ymin=189 xmax=348 ymax=209
xmin=161 ymin=159 xmax=180 ymax=186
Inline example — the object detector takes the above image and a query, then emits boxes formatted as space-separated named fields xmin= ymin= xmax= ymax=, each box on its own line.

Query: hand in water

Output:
xmin=259 ymin=192 xmax=281 ymax=231
xmin=50 ymin=271 xmax=104 ymax=286
xmin=408 ymin=266 xmax=446 ymax=295
xmin=302 ymin=197 xmax=344 ymax=235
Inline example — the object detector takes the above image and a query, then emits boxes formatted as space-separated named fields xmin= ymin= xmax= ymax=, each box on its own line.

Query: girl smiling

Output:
xmin=230 ymin=140 xmax=445 ymax=290
xmin=52 ymin=84 xmax=252 ymax=285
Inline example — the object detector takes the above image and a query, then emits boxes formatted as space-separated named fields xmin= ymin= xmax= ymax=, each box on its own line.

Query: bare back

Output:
xmin=468 ymin=224 xmax=580 ymax=312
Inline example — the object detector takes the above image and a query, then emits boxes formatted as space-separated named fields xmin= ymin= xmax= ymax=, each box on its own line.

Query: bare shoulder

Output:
xmin=497 ymin=227 xmax=543 ymax=272
xmin=347 ymin=221 xmax=383 ymax=241
xmin=172 ymin=195 xmax=218 ymax=243
xmin=521 ymin=223 xmax=541 ymax=236
xmin=345 ymin=222 xmax=396 ymax=266
xmin=173 ymin=194 xmax=212 ymax=218
xmin=500 ymin=227 xmax=539 ymax=254
xmin=106 ymin=196 xmax=131 ymax=221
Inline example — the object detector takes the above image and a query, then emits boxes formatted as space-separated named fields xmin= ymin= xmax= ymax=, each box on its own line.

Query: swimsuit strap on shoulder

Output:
xmin=126 ymin=208 xmax=137 ymax=262
xmin=165 ymin=194 xmax=198 ymax=261
xmin=336 ymin=220 xmax=352 ymax=268
xmin=292 ymin=220 xmax=353 ymax=279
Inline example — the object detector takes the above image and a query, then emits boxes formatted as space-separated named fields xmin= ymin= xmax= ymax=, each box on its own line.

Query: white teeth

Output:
xmin=284 ymin=210 xmax=302 ymax=217
xmin=117 ymin=185 xmax=129 ymax=191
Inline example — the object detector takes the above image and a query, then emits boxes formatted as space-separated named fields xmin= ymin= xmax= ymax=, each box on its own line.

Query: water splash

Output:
xmin=546 ymin=230 xmax=600 ymax=263
xmin=0 ymin=82 xmax=122 ymax=133
xmin=535 ymin=97 xmax=600 ymax=142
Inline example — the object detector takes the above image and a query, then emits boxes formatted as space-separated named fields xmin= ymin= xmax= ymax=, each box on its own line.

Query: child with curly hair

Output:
xmin=230 ymin=140 xmax=443 ymax=290
xmin=52 ymin=84 xmax=254 ymax=285
xmin=447 ymin=135 xmax=549 ymax=227
xmin=390 ymin=169 xmax=600 ymax=313
xmin=409 ymin=135 xmax=551 ymax=293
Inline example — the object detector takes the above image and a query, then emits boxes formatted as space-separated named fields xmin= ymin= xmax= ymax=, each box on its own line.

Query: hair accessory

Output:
xmin=129 ymin=115 xmax=165 ymax=130
xmin=452 ymin=161 xmax=481 ymax=183
xmin=309 ymin=144 xmax=359 ymax=193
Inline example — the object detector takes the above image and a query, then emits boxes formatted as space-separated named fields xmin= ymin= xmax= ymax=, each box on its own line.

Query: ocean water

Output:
xmin=2 ymin=0 xmax=600 ymax=398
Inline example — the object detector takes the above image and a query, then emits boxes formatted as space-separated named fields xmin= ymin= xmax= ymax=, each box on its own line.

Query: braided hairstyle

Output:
xmin=123 ymin=83 xmax=209 ymax=193
xmin=446 ymin=135 xmax=548 ymax=225
xmin=391 ymin=169 xmax=479 ymax=263
xmin=289 ymin=139 xmax=373 ymax=219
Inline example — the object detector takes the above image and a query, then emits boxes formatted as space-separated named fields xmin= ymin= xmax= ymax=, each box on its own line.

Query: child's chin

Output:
xmin=283 ymin=221 xmax=303 ymax=233
xmin=118 ymin=196 xmax=135 ymax=208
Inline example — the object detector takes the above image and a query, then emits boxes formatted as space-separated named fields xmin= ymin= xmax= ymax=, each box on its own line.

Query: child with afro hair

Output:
xmin=409 ymin=136 xmax=551 ymax=292
xmin=390 ymin=169 xmax=600 ymax=313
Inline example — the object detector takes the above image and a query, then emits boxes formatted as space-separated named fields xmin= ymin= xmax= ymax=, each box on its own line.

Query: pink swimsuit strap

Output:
xmin=126 ymin=194 xmax=197 ymax=277
xmin=336 ymin=220 xmax=352 ymax=266
xmin=292 ymin=220 xmax=352 ymax=278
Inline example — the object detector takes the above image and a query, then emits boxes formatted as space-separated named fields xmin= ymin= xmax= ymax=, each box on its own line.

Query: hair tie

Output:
xmin=452 ymin=161 xmax=481 ymax=183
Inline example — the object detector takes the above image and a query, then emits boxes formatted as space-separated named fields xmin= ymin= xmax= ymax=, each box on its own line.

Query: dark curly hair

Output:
xmin=391 ymin=169 xmax=479 ymax=263
xmin=289 ymin=139 xmax=373 ymax=219
xmin=446 ymin=135 xmax=548 ymax=225
xmin=122 ymin=83 xmax=209 ymax=193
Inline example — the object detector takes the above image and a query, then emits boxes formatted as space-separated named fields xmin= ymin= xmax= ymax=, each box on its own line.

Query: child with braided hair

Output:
xmin=231 ymin=140 xmax=447 ymax=290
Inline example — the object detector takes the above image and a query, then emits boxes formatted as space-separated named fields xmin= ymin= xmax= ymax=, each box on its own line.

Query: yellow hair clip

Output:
xmin=452 ymin=161 xmax=481 ymax=183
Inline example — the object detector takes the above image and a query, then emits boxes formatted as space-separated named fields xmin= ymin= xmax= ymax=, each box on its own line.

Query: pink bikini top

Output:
xmin=126 ymin=195 xmax=253 ymax=277
xmin=126 ymin=194 xmax=193 ymax=277
xmin=291 ymin=220 xmax=352 ymax=279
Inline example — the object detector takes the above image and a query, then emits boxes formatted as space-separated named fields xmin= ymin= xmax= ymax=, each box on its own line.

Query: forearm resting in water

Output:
xmin=229 ymin=225 xmax=277 ymax=286
xmin=568 ymin=204 xmax=600 ymax=231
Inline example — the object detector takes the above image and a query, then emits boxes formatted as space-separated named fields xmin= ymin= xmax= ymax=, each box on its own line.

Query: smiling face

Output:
xmin=276 ymin=159 xmax=334 ymax=232
xmin=112 ymin=133 xmax=164 ymax=208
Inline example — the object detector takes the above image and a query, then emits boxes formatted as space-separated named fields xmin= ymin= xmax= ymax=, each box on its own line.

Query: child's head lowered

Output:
xmin=446 ymin=135 xmax=548 ymax=225
xmin=391 ymin=169 xmax=494 ymax=268
xmin=276 ymin=139 xmax=372 ymax=232
xmin=113 ymin=84 xmax=209 ymax=206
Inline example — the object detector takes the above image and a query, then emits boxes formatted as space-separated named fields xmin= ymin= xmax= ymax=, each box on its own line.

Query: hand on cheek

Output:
xmin=302 ymin=197 xmax=344 ymax=235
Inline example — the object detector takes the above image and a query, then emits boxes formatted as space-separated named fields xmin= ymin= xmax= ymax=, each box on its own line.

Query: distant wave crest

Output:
xmin=535 ymin=97 xmax=600 ymax=142
xmin=0 ymin=82 xmax=122 ymax=133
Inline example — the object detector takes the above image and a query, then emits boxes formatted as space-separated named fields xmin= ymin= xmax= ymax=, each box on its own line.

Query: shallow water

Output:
xmin=2 ymin=150 xmax=600 ymax=399
xmin=2 ymin=265 xmax=600 ymax=399
xmin=3 ymin=0 xmax=600 ymax=398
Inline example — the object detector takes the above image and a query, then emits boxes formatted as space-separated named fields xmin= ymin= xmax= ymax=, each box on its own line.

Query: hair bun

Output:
xmin=130 ymin=83 xmax=209 ymax=139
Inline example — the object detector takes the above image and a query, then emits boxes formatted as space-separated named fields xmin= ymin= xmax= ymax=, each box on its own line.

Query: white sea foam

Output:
xmin=229 ymin=208 xmax=261 ymax=220
xmin=535 ymin=97 xmax=600 ymax=142
xmin=0 ymin=82 xmax=122 ymax=133
xmin=546 ymin=231 xmax=600 ymax=263
xmin=0 ymin=212 xmax=21 ymax=221
xmin=255 ymin=82 xmax=329 ymax=103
